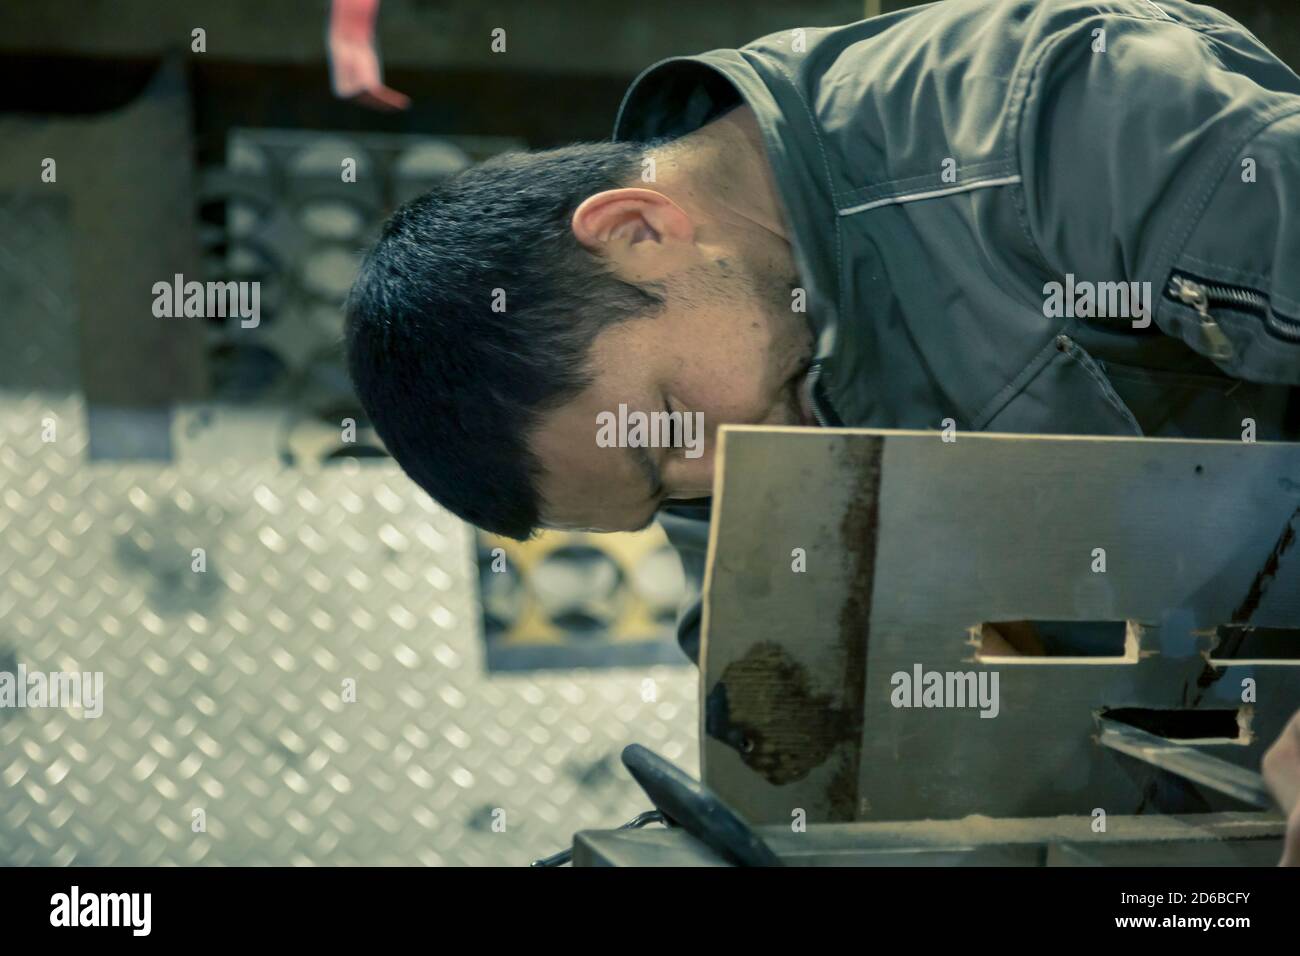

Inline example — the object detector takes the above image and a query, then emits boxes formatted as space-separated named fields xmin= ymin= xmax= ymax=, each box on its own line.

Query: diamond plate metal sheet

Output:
xmin=0 ymin=420 xmax=698 ymax=865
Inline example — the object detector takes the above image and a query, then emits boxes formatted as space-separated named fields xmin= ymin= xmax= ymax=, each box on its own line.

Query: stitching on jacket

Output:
xmin=1058 ymin=336 xmax=1144 ymax=434
xmin=1179 ymin=250 xmax=1265 ymax=281
xmin=1276 ymin=290 xmax=1300 ymax=316
xmin=1007 ymin=11 xmax=1185 ymax=280
xmin=836 ymin=158 xmax=1014 ymax=205
xmin=1005 ymin=26 xmax=1068 ymax=278
xmin=970 ymin=335 xmax=1061 ymax=430
xmin=1101 ymin=362 xmax=1244 ymax=393
xmin=752 ymin=51 xmax=845 ymax=322
xmin=1177 ymin=252 xmax=1300 ymax=316
xmin=1140 ymin=1 xmax=1174 ymax=22
xmin=1161 ymin=105 xmax=1300 ymax=314
xmin=838 ymin=175 xmax=1022 ymax=216
xmin=970 ymin=335 xmax=1143 ymax=434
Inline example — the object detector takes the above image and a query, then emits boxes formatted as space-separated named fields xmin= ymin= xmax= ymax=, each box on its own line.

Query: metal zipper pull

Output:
xmin=804 ymin=361 xmax=830 ymax=427
xmin=1168 ymin=275 xmax=1234 ymax=361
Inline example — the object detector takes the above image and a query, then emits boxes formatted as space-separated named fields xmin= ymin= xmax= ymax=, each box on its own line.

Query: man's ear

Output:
xmin=571 ymin=188 xmax=694 ymax=281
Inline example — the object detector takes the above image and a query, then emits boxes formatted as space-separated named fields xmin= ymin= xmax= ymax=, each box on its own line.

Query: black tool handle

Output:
xmin=621 ymin=743 xmax=782 ymax=867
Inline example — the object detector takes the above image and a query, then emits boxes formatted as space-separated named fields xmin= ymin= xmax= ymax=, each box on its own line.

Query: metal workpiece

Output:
xmin=573 ymin=813 xmax=1288 ymax=867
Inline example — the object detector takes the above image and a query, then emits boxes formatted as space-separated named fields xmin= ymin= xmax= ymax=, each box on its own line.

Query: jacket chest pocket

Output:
xmin=1100 ymin=360 xmax=1299 ymax=442
xmin=971 ymin=335 xmax=1144 ymax=437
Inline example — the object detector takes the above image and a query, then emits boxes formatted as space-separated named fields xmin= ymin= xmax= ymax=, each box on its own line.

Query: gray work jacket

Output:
xmin=612 ymin=0 xmax=1300 ymax=665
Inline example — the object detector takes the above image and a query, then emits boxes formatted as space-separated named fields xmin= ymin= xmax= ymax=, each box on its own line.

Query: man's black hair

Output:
xmin=344 ymin=141 xmax=663 ymax=540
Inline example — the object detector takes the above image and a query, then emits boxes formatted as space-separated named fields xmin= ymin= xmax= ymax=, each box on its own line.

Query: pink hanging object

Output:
xmin=327 ymin=0 xmax=411 ymax=111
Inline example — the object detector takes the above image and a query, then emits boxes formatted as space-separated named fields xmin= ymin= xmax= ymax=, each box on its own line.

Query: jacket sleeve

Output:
xmin=1017 ymin=3 xmax=1300 ymax=384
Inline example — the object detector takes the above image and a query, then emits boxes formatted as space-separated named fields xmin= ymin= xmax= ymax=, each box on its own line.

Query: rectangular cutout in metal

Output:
xmin=1097 ymin=714 xmax=1267 ymax=805
xmin=974 ymin=620 xmax=1138 ymax=664
xmin=1102 ymin=707 xmax=1248 ymax=745
xmin=1207 ymin=625 xmax=1300 ymax=665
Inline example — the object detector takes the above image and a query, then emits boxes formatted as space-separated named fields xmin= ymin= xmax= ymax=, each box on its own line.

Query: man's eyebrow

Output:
xmin=629 ymin=443 xmax=663 ymax=500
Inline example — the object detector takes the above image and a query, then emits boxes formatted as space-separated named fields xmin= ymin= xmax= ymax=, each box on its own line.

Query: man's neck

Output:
xmin=650 ymin=104 xmax=791 ymax=245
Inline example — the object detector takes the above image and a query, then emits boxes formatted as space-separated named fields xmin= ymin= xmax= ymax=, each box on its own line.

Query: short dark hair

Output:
xmin=345 ymin=141 xmax=663 ymax=540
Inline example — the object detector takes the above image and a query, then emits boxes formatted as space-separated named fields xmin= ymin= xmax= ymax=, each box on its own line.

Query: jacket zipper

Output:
xmin=805 ymin=361 xmax=832 ymax=427
xmin=1166 ymin=272 xmax=1300 ymax=355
